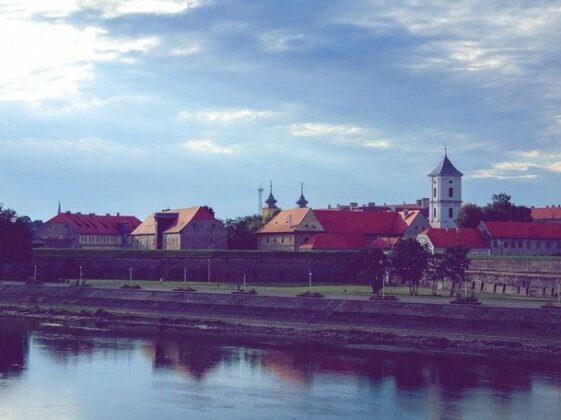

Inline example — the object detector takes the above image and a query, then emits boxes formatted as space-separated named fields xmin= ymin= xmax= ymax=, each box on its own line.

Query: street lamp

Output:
xmin=243 ymin=273 xmax=247 ymax=292
xmin=34 ymin=265 xmax=37 ymax=283
xmin=129 ymin=267 xmax=133 ymax=287
xmin=308 ymin=260 xmax=312 ymax=294
xmin=184 ymin=268 xmax=187 ymax=284
xmin=79 ymin=266 xmax=83 ymax=286
xmin=207 ymin=257 xmax=211 ymax=284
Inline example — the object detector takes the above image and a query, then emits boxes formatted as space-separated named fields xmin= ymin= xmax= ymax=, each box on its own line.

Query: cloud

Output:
xmin=290 ymin=123 xmax=363 ymax=137
xmin=0 ymin=0 xmax=204 ymax=19
xmin=0 ymin=17 xmax=158 ymax=104
xmin=170 ymin=45 xmax=201 ymax=56
xmin=363 ymin=139 xmax=391 ymax=149
xmin=182 ymin=139 xmax=237 ymax=155
xmin=546 ymin=162 xmax=561 ymax=173
xmin=4 ymin=137 xmax=144 ymax=160
xmin=178 ymin=108 xmax=277 ymax=122
xmin=260 ymin=30 xmax=321 ymax=52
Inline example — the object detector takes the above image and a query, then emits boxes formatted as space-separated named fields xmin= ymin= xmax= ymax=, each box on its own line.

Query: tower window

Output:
xmin=433 ymin=208 xmax=436 ymax=218
xmin=448 ymin=208 xmax=453 ymax=218
xmin=433 ymin=188 xmax=436 ymax=198
xmin=449 ymin=187 xmax=453 ymax=197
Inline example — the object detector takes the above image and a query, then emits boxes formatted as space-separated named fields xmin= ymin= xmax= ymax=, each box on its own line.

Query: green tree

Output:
xmin=425 ymin=253 xmax=448 ymax=296
xmin=443 ymin=245 xmax=471 ymax=298
xmin=0 ymin=204 xmax=32 ymax=269
xmin=483 ymin=193 xmax=532 ymax=222
xmin=355 ymin=248 xmax=389 ymax=295
xmin=456 ymin=203 xmax=484 ymax=228
xmin=224 ymin=215 xmax=266 ymax=249
xmin=390 ymin=238 xmax=429 ymax=295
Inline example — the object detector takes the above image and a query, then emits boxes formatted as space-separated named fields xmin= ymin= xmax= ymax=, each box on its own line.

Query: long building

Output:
xmin=37 ymin=211 xmax=141 ymax=249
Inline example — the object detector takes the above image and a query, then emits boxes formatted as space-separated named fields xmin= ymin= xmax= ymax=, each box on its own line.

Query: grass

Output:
xmin=79 ymin=279 xmax=557 ymax=305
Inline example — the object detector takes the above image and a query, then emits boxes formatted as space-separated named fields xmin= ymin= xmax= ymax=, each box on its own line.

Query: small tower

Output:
xmin=296 ymin=183 xmax=308 ymax=208
xmin=262 ymin=181 xmax=279 ymax=218
xmin=428 ymin=149 xmax=463 ymax=228
xmin=57 ymin=200 xmax=62 ymax=215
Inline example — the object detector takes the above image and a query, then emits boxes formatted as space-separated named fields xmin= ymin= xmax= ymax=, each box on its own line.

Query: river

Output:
xmin=1 ymin=317 xmax=560 ymax=420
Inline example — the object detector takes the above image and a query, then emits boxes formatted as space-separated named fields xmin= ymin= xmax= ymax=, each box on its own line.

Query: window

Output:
xmin=433 ymin=208 xmax=436 ymax=218
xmin=518 ymin=241 xmax=523 ymax=248
xmin=505 ymin=241 xmax=509 ymax=248
xmin=493 ymin=240 xmax=498 ymax=247
xmin=448 ymin=208 xmax=453 ymax=218
xmin=537 ymin=241 xmax=541 ymax=249
xmin=433 ymin=188 xmax=436 ymax=198
xmin=448 ymin=187 xmax=453 ymax=197
xmin=510 ymin=241 xmax=515 ymax=248
xmin=546 ymin=241 xmax=550 ymax=249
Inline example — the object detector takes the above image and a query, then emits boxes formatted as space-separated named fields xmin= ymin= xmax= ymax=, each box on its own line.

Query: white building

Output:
xmin=428 ymin=150 xmax=463 ymax=228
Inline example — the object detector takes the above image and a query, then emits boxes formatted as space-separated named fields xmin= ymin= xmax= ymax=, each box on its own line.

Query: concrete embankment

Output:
xmin=2 ymin=284 xmax=561 ymax=353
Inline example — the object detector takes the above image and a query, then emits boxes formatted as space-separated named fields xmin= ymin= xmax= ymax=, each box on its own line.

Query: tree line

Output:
xmin=456 ymin=193 xmax=532 ymax=228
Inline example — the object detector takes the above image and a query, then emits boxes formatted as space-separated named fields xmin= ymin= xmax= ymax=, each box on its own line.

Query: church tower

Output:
xmin=296 ymin=183 xmax=308 ymax=208
xmin=428 ymin=150 xmax=463 ymax=228
xmin=262 ymin=181 xmax=279 ymax=219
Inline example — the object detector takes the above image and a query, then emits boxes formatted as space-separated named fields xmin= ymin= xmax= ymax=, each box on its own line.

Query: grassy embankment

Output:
xmin=79 ymin=279 xmax=557 ymax=305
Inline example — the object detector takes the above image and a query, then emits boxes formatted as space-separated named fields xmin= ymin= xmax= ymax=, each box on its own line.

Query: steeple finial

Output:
xmin=296 ymin=182 xmax=308 ymax=208
xmin=57 ymin=200 xmax=61 ymax=215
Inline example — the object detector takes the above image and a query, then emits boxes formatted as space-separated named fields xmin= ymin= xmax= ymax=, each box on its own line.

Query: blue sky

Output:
xmin=1 ymin=0 xmax=561 ymax=221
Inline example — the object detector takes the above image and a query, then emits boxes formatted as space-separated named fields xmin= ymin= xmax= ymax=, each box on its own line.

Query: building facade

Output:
xmin=428 ymin=151 xmax=463 ymax=229
xmin=131 ymin=207 xmax=227 ymax=250
xmin=37 ymin=212 xmax=141 ymax=249
xmin=417 ymin=228 xmax=490 ymax=255
xmin=478 ymin=221 xmax=561 ymax=256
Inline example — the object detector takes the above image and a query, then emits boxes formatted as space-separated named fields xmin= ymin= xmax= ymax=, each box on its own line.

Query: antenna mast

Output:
xmin=258 ymin=184 xmax=264 ymax=214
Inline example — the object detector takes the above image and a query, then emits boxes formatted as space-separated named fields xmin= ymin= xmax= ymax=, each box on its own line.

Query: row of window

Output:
xmin=493 ymin=240 xmax=561 ymax=250
xmin=80 ymin=235 xmax=121 ymax=244
xmin=432 ymin=208 xmax=454 ymax=218
xmin=432 ymin=187 xmax=455 ymax=198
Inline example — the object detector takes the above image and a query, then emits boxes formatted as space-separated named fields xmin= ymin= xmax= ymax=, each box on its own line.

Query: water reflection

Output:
xmin=0 ymin=319 xmax=29 ymax=378
xmin=1 ymin=318 xmax=560 ymax=420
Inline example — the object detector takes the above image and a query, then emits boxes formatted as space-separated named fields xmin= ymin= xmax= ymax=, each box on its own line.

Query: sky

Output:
xmin=1 ymin=0 xmax=561 ymax=221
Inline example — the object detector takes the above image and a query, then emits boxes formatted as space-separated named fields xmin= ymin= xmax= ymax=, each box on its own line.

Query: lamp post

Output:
xmin=34 ymin=265 xmax=37 ymax=283
xmin=207 ymin=258 xmax=211 ymax=284
xmin=184 ymin=268 xmax=187 ymax=284
xmin=308 ymin=260 xmax=312 ymax=294
xmin=243 ymin=273 xmax=247 ymax=292
xmin=79 ymin=266 xmax=83 ymax=286
xmin=129 ymin=267 xmax=132 ymax=287
xmin=558 ymin=279 xmax=560 ymax=307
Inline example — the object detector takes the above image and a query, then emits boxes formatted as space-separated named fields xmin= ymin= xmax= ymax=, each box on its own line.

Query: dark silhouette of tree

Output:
xmin=456 ymin=203 xmax=484 ymax=228
xmin=444 ymin=245 xmax=471 ymax=298
xmin=483 ymin=193 xmax=532 ymax=222
xmin=224 ymin=215 xmax=266 ymax=249
xmin=0 ymin=204 xmax=32 ymax=269
xmin=355 ymin=248 xmax=389 ymax=295
xmin=390 ymin=238 xmax=429 ymax=295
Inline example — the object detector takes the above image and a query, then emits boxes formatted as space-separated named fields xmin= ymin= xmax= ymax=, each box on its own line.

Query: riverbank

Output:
xmin=1 ymin=284 xmax=561 ymax=356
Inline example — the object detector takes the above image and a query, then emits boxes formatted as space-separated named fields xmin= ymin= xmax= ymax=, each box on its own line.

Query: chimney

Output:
xmin=77 ymin=212 xmax=81 ymax=215
xmin=328 ymin=204 xmax=332 ymax=209
xmin=403 ymin=209 xmax=409 ymax=218
xmin=106 ymin=213 xmax=110 ymax=216
xmin=117 ymin=212 xmax=120 ymax=216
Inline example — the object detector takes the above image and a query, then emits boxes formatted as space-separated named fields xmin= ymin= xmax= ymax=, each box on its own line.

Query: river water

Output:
xmin=1 ymin=318 xmax=560 ymax=420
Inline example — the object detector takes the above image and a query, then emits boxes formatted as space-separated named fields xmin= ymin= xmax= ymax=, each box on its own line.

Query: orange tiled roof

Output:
xmin=257 ymin=208 xmax=317 ymax=233
xmin=313 ymin=209 xmax=404 ymax=236
xmin=132 ymin=207 xmax=214 ymax=235
xmin=531 ymin=207 xmax=561 ymax=220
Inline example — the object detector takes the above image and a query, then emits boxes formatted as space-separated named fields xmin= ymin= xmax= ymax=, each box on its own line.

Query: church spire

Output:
xmin=265 ymin=181 xmax=277 ymax=208
xmin=57 ymin=200 xmax=61 ymax=215
xmin=296 ymin=182 xmax=308 ymax=208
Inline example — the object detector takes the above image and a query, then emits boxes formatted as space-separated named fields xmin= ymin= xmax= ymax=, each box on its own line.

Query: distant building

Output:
xmin=131 ymin=207 xmax=226 ymax=250
xmin=478 ymin=221 xmax=561 ymax=256
xmin=428 ymin=150 xmax=463 ymax=229
xmin=257 ymin=208 xmax=429 ymax=251
xmin=531 ymin=206 xmax=561 ymax=223
xmin=417 ymin=228 xmax=490 ymax=255
xmin=37 ymin=211 xmax=141 ymax=249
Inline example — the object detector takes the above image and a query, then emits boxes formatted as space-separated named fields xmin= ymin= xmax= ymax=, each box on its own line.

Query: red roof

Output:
xmin=46 ymin=212 xmax=141 ymax=235
xmin=313 ymin=210 xmax=405 ymax=236
xmin=421 ymin=228 xmax=488 ymax=249
xmin=132 ymin=207 xmax=215 ymax=235
xmin=299 ymin=234 xmax=371 ymax=250
xmin=371 ymin=236 xmax=400 ymax=250
xmin=531 ymin=207 xmax=561 ymax=220
xmin=481 ymin=221 xmax=561 ymax=239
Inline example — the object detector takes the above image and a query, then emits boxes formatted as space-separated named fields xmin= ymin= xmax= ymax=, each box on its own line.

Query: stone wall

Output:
xmin=1 ymin=285 xmax=561 ymax=337
xmin=2 ymin=250 xmax=561 ymax=297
